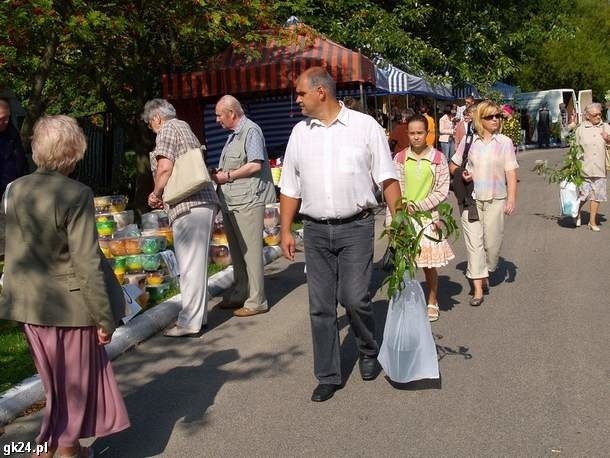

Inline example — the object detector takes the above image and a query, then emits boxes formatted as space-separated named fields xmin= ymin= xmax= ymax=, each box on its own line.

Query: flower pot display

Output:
xmin=125 ymin=255 xmax=144 ymax=273
xmin=93 ymin=194 xmax=179 ymax=312
xmin=263 ymin=226 xmax=281 ymax=246
xmin=211 ymin=227 xmax=228 ymax=246
xmin=141 ymin=253 xmax=161 ymax=271
xmin=146 ymin=282 xmax=170 ymax=302
xmin=124 ymin=273 xmax=147 ymax=288
xmin=96 ymin=210 xmax=134 ymax=231
xmin=96 ymin=220 xmax=116 ymax=237
xmin=94 ymin=195 xmax=128 ymax=213
xmin=111 ymin=257 xmax=127 ymax=284
xmin=146 ymin=228 xmax=174 ymax=248
xmin=141 ymin=210 xmax=170 ymax=230
xmin=146 ymin=272 xmax=164 ymax=286
xmin=98 ymin=238 xmax=113 ymax=258
xmin=210 ymin=244 xmax=231 ymax=267
xmin=124 ymin=237 xmax=142 ymax=255
xmin=264 ymin=206 xmax=279 ymax=229
xmin=108 ymin=238 xmax=127 ymax=256
xmin=140 ymin=236 xmax=166 ymax=254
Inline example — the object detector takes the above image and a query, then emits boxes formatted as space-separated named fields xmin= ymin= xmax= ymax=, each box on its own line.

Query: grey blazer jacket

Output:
xmin=0 ymin=169 xmax=124 ymax=332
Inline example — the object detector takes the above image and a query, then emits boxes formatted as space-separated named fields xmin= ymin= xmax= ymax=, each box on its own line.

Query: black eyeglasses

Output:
xmin=482 ymin=113 xmax=503 ymax=121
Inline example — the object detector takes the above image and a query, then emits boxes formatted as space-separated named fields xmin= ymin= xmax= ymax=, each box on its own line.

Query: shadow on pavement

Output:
xmin=455 ymin=257 xmax=518 ymax=289
xmin=423 ymin=275 xmax=463 ymax=312
xmin=386 ymin=376 xmax=442 ymax=391
xmin=533 ymin=210 xmax=606 ymax=228
xmin=264 ymin=261 xmax=307 ymax=310
xmin=93 ymin=346 xmax=303 ymax=457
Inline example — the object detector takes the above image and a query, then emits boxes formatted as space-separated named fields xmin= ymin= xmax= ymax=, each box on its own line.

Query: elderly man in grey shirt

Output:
xmin=212 ymin=95 xmax=276 ymax=317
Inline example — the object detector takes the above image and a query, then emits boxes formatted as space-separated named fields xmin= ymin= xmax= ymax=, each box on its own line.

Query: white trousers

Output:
xmin=461 ymin=198 xmax=505 ymax=279
xmin=172 ymin=205 xmax=216 ymax=331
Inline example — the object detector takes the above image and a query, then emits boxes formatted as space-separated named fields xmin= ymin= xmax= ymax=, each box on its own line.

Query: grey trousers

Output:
xmin=303 ymin=214 xmax=378 ymax=385
xmin=223 ymin=205 xmax=268 ymax=311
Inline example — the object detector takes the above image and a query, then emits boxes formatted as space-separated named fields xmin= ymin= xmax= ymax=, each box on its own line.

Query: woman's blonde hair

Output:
xmin=31 ymin=115 xmax=87 ymax=173
xmin=472 ymin=100 xmax=503 ymax=137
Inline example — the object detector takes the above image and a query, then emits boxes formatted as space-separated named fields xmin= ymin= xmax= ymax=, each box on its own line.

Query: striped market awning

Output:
xmin=163 ymin=25 xmax=376 ymax=100
xmin=374 ymin=60 xmax=453 ymax=99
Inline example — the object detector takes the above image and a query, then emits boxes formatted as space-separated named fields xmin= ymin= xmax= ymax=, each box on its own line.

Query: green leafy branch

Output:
xmin=381 ymin=200 xmax=459 ymax=299
xmin=531 ymin=131 xmax=584 ymax=186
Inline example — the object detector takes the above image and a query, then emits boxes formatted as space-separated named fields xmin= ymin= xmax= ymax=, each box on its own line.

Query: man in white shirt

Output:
xmin=279 ymin=67 xmax=401 ymax=402
xmin=456 ymin=95 xmax=475 ymax=122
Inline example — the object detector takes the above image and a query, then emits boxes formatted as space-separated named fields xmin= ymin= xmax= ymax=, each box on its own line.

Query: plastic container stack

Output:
xmin=94 ymin=196 xmax=177 ymax=308
xmin=263 ymin=204 xmax=281 ymax=246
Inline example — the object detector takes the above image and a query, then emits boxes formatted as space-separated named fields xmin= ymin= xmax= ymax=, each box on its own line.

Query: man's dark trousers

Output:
xmin=303 ymin=213 xmax=378 ymax=385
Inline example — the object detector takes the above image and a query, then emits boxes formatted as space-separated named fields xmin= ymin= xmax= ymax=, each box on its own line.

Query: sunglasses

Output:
xmin=482 ymin=113 xmax=503 ymax=121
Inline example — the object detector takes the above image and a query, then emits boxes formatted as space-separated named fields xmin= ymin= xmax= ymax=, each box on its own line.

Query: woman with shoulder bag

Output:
xmin=142 ymin=99 xmax=219 ymax=337
xmin=449 ymin=100 xmax=518 ymax=306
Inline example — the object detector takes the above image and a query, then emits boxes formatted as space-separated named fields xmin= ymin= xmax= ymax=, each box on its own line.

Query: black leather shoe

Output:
xmin=311 ymin=383 xmax=340 ymax=402
xmin=359 ymin=355 xmax=381 ymax=381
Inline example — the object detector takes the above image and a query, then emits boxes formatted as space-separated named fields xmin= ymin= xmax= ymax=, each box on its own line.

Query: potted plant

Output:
xmin=381 ymin=200 xmax=459 ymax=297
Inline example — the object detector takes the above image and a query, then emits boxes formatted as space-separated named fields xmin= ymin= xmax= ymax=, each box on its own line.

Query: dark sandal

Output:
xmin=469 ymin=296 xmax=484 ymax=306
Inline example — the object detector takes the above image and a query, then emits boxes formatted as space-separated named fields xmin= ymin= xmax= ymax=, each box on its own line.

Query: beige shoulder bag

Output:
xmin=163 ymin=129 xmax=212 ymax=206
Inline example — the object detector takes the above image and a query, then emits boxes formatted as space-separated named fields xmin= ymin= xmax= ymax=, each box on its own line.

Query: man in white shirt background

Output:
xmin=279 ymin=67 xmax=401 ymax=402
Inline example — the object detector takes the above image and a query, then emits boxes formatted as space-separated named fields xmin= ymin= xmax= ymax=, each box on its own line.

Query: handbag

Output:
xmin=163 ymin=144 xmax=211 ymax=206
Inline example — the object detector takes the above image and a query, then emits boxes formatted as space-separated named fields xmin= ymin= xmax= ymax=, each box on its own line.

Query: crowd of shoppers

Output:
xmin=3 ymin=64 xmax=609 ymax=455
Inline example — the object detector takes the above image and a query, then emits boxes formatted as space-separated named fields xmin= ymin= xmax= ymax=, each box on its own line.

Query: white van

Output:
xmin=515 ymin=88 xmax=591 ymax=143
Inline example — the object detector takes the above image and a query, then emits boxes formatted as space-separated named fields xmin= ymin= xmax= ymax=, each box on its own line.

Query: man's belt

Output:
xmin=302 ymin=210 xmax=371 ymax=225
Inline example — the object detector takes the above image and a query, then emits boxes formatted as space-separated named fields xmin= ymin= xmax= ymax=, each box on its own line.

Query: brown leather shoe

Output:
xmin=233 ymin=307 xmax=268 ymax=317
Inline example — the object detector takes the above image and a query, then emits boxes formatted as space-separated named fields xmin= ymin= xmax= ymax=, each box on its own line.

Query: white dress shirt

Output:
xmin=280 ymin=103 xmax=398 ymax=219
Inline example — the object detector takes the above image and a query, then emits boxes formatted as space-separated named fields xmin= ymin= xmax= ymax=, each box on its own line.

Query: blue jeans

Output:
xmin=440 ymin=139 xmax=453 ymax=161
xmin=303 ymin=213 xmax=377 ymax=384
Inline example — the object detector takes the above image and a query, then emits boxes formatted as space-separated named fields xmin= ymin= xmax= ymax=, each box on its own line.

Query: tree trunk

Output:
xmin=20 ymin=36 xmax=58 ymax=148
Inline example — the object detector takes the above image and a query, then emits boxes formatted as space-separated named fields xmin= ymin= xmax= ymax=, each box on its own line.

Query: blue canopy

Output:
xmin=491 ymin=81 xmax=519 ymax=101
xmin=375 ymin=62 xmax=453 ymax=99
xmin=374 ymin=65 xmax=390 ymax=93
xmin=453 ymin=83 xmax=480 ymax=99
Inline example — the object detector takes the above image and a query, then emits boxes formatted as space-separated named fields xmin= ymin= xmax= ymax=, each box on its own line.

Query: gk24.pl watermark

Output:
xmin=3 ymin=442 xmax=48 ymax=456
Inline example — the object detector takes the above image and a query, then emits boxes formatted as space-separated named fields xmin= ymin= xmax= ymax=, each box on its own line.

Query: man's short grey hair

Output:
xmin=217 ymin=95 xmax=244 ymax=116
xmin=585 ymin=102 xmax=602 ymax=114
xmin=141 ymin=99 xmax=177 ymax=123
xmin=302 ymin=67 xmax=336 ymax=98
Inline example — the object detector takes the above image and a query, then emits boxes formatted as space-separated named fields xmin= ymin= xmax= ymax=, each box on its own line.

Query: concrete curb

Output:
xmin=0 ymin=245 xmax=283 ymax=427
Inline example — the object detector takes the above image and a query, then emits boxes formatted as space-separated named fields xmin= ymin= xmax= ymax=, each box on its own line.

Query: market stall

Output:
xmin=162 ymin=24 xmax=379 ymax=166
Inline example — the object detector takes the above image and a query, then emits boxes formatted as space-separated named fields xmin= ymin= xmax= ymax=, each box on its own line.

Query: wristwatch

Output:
xmin=227 ymin=171 xmax=234 ymax=183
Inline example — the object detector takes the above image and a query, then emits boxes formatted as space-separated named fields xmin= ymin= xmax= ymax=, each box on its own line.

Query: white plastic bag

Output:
xmin=559 ymin=180 xmax=579 ymax=218
xmin=378 ymin=276 xmax=439 ymax=383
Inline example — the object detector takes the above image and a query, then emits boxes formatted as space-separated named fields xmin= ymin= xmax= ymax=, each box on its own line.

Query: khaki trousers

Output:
xmin=223 ymin=205 xmax=268 ymax=311
xmin=461 ymin=198 xmax=505 ymax=279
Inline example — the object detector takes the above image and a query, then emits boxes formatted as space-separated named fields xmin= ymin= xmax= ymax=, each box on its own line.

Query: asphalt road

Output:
xmin=1 ymin=148 xmax=609 ymax=457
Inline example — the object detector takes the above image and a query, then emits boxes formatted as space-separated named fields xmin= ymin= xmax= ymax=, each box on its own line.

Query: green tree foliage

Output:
xmin=0 ymin=0 xmax=275 ymax=208
xmin=1 ymin=0 xmax=606 ymax=208
xmin=512 ymin=0 xmax=610 ymax=100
